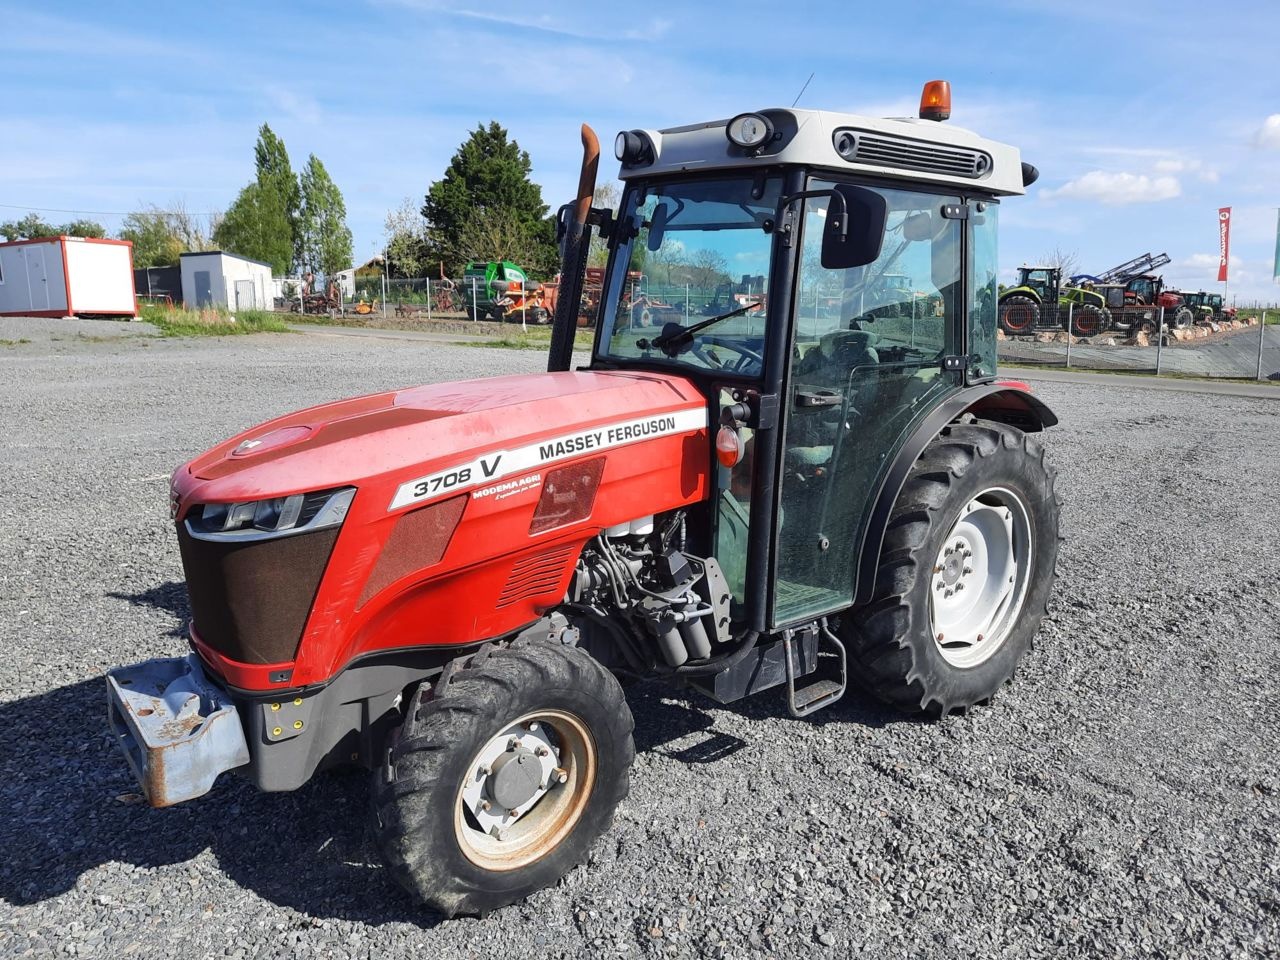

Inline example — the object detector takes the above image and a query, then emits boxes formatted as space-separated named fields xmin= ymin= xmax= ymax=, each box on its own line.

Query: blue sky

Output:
xmin=3 ymin=1 xmax=1279 ymax=302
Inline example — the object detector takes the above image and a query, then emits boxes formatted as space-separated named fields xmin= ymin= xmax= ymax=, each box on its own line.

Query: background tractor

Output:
xmin=1179 ymin=290 xmax=1235 ymax=324
xmin=998 ymin=265 xmax=1109 ymax=337
xmin=1070 ymin=252 xmax=1191 ymax=334
xmin=462 ymin=260 xmax=551 ymax=323
xmin=107 ymin=83 xmax=1060 ymax=916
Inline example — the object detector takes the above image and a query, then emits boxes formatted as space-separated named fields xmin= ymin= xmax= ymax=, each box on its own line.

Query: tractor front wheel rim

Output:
xmin=929 ymin=487 xmax=1032 ymax=669
xmin=455 ymin=709 xmax=596 ymax=871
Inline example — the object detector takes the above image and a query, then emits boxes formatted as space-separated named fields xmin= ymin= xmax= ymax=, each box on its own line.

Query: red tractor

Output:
xmin=107 ymin=83 xmax=1061 ymax=915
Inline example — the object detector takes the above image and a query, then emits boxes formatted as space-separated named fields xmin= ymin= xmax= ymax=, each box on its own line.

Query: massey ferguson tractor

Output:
xmin=106 ymin=82 xmax=1061 ymax=915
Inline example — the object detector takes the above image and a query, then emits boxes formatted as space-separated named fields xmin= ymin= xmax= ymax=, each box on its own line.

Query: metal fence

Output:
xmin=996 ymin=301 xmax=1277 ymax=382
xmin=266 ymin=273 xmax=1278 ymax=381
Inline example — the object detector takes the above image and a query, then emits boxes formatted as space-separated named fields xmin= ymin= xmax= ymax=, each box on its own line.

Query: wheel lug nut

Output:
xmin=552 ymin=767 xmax=568 ymax=784
xmin=535 ymin=746 xmax=550 ymax=757
xmin=936 ymin=633 xmax=945 ymax=642
xmin=526 ymin=721 xmax=540 ymax=732
xmin=479 ymin=799 xmax=491 ymax=812
xmin=507 ymin=737 xmax=520 ymax=750
xmin=956 ymin=583 xmax=965 ymax=591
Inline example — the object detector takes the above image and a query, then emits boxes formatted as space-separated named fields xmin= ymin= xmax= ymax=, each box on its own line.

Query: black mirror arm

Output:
xmin=774 ymin=188 xmax=849 ymax=245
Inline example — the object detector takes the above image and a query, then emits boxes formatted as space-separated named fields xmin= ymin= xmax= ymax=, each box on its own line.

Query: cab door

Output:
xmin=771 ymin=183 xmax=965 ymax=626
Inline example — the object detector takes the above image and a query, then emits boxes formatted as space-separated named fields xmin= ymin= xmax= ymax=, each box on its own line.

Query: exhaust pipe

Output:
xmin=548 ymin=124 xmax=600 ymax=372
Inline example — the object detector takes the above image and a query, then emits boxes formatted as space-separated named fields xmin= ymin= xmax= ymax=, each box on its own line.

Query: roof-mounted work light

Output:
xmin=726 ymin=113 xmax=774 ymax=149
xmin=919 ymin=80 xmax=951 ymax=121
xmin=614 ymin=130 xmax=654 ymax=166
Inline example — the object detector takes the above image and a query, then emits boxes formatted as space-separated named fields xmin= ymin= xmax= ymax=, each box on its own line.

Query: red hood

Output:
xmin=176 ymin=370 xmax=704 ymax=508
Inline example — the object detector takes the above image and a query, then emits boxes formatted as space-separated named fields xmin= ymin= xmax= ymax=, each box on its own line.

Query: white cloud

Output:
xmin=1256 ymin=114 xmax=1280 ymax=149
xmin=1042 ymin=170 xmax=1181 ymax=205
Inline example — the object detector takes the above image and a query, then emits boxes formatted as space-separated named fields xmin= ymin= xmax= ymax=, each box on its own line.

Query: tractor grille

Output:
xmin=177 ymin=523 xmax=338 ymax=665
xmin=833 ymin=128 xmax=992 ymax=180
xmin=497 ymin=545 xmax=577 ymax=609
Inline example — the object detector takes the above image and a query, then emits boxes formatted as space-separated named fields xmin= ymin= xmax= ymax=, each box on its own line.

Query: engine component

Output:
xmin=572 ymin=513 xmax=724 ymax=667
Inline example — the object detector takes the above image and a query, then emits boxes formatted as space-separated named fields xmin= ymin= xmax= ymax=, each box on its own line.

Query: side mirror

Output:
xmin=820 ymin=185 xmax=887 ymax=270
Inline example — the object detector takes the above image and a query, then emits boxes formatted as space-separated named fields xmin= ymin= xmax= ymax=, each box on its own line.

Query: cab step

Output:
xmin=783 ymin=624 xmax=846 ymax=718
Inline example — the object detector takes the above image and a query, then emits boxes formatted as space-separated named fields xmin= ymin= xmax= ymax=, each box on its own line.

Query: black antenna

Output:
xmin=791 ymin=72 xmax=815 ymax=107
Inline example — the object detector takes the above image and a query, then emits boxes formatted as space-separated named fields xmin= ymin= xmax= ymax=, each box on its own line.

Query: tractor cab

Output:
xmin=1013 ymin=266 xmax=1061 ymax=302
xmin=552 ymin=83 xmax=1054 ymax=642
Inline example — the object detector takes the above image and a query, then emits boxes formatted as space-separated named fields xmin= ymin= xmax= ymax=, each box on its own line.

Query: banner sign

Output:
xmin=1274 ymin=209 xmax=1280 ymax=282
xmin=1218 ymin=207 xmax=1231 ymax=283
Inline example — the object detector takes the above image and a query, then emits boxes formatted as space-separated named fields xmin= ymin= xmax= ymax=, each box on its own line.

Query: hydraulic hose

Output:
xmin=671 ymin=629 xmax=761 ymax=677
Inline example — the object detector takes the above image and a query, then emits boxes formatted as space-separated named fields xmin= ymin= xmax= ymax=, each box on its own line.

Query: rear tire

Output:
xmin=371 ymin=642 xmax=634 ymax=916
xmin=1171 ymin=307 xmax=1194 ymax=329
xmin=842 ymin=419 xmax=1059 ymax=716
xmin=999 ymin=295 xmax=1039 ymax=335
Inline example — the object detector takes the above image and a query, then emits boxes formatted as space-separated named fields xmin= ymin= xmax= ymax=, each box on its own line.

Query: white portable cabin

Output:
xmin=180 ymin=251 xmax=274 ymax=311
xmin=0 ymin=236 xmax=136 ymax=318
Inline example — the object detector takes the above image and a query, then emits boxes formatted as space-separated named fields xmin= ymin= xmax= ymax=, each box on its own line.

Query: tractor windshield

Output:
xmin=597 ymin=176 xmax=783 ymax=376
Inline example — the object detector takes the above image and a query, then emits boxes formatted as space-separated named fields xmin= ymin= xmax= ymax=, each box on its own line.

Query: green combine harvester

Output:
xmin=997 ymin=266 xmax=1108 ymax=337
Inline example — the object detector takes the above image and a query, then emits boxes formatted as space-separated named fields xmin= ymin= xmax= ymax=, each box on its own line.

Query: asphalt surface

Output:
xmin=2 ymin=330 xmax=1279 ymax=958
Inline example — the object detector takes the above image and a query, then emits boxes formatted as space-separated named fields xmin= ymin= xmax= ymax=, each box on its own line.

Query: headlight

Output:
xmin=726 ymin=112 xmax=774 ymax=149
xmin=185 ymin=487 xmax=355 ymax=542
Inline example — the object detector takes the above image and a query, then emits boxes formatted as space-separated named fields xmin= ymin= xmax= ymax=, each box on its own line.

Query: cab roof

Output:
xmin=617 ymin=107 xmax=1027 ymax=197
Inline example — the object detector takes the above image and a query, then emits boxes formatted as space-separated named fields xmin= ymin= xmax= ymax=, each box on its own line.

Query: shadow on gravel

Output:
xmin=106 ymin=581 xmax=189 ymax=637
xmin=0 ymin=666 xmax=913 ymax=923
xmin=0 ymin=676 xmax=441 ymax=927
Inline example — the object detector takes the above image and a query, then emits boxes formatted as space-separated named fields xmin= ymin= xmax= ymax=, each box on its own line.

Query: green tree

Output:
xmin=422 ymin=122 xmax=557 ymax=276
xmin=61 ymin=219 xmax=107 ymax=239
xmin=298 ymin=155 xmax=353 ymax=276
xmin=119 ymin=209 xmax=183 ymax=268
xmin=212 ymin=181 xmax=293 ymax=274
xmin=0 ymin=213 xmax=106 ymax=240
xmin=253 ymin=124 xmax=301 ymax=269
xmin=0 ymin=213 xmax=57 ymax=240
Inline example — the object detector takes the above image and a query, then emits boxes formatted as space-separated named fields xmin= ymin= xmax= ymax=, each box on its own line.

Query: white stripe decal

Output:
xmin=388 ymin=407 xmax=707 ymax=511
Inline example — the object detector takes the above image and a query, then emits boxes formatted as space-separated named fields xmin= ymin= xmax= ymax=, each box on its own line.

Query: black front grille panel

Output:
xmin=177 ymin=524 xmax=339 ymax=665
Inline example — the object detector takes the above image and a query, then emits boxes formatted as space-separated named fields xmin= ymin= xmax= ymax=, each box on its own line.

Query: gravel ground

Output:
xmin=1 ymin=330 xmax=1279 ymax=959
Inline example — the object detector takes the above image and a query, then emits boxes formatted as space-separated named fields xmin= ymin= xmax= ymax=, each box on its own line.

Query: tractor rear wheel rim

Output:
xmin=929 ymin=487 xmax=1032 ymax=669
xmin=455 ymin=709 xmax=596 ymax=871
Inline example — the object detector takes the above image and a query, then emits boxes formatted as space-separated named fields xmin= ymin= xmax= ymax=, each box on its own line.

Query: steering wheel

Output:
xmin=690 ymin=334 xmax=765 ymax=375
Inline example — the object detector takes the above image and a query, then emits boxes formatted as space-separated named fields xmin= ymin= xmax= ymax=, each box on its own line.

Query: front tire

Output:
xmin=372 ymin=642 xmax=634 ymax=915
xmin=1070 ymin=304 xmax=1109 ymax=337
xmin=842 ymin=420 xmax=1059 ymax=715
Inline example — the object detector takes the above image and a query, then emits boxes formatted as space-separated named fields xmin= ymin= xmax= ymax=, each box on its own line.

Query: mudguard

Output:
xmin=852 ymin=382 xmax=1056 ymax=605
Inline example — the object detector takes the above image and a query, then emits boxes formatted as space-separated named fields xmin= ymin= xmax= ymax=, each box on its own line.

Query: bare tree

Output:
xmin=587 ymin=182 xmax=621 ymax=268
xmin=1038 ymin=245 xmax=1081 ymax=280
xmin=384 ymin=197 xmax=428 ymax=278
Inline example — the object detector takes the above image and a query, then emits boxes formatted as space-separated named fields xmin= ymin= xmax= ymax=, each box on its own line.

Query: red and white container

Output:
xmin=0 ymin=236 xmax=136 ymax=318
